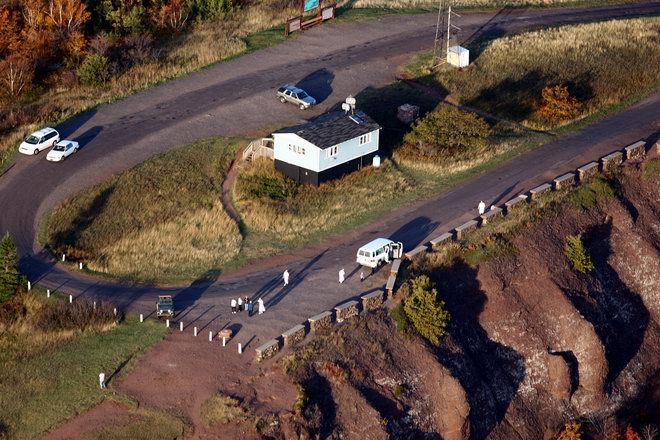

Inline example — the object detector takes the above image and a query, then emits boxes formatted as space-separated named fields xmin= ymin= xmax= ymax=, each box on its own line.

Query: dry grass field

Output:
xmin=46 ymin=137 xmax=243 ymax=283
xmin=405 ymin=17 xmax=660 ymax=129
xmin=234 ymin=157 xmax=420 ymax=245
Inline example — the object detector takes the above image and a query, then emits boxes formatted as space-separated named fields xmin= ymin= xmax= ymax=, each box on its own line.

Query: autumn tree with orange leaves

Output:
xmin=539 ymin=84 xmax=583 ymax=123
xmin=0 ymin=0 xmax=90 ymax=98
xmin=152 ymin=0 xmax=190 ymax=32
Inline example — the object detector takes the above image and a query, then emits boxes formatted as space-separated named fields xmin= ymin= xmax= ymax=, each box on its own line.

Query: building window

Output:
xmin=326 ymin=145 xmax=338 ymax=158
xmin=359 ymin=132 xmax=372 ymax=145
xmin=288 ymin=144 xmax=306 ymax=155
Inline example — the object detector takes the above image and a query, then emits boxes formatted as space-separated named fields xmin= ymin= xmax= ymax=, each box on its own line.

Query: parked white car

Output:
xmin=46 ymin=140 xmax=79 ymax=162
xmin=18 ymin=127 xmax=60 ymax=155
xmin=356 ymin=238 xmax=403 ymax=268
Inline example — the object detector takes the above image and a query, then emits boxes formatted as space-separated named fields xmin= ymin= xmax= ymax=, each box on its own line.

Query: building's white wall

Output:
xmin=317 ymin=129 xmax=380 ymax=172
xmin=273 ymin=133 xmax=320 ymax=171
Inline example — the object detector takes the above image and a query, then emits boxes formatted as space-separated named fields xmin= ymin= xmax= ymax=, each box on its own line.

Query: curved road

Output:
xmin=1 ymin=3 xmax=659 ymax=346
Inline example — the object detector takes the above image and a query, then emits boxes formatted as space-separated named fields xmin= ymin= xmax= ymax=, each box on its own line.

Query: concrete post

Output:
xmin=194 ymin=326 xmax=198 ymax=337
xmin=179 ymin=321 xmax=183 ymax=332
xmin=93 ymin=301 xmax=96 ymax=310
xmin=238 ymin=343 xmax=242 ymax=354
xmin=113 ymin=308 xmax=117 ymax=317
xmin=79 ymin=262 xmax=83 ymax=270
xmin=166 ymin=319 xmax=170 ymax=328
xmin=69 ymin=294 xmax=73 ymax=303
xmin=209 ymin=331 xmax=213 ymax=342
xmin=27 ymin=281 xmax=31 ymax=291
xmin=223 ymin=336 xmax=226 ymax=347
xmin=62 ymin=254 xmax=66 ymax=262
xmin=140 ymin=314 xmax=144 ymax=322
xmin=46 ymin=289 xmax=50 ymax=298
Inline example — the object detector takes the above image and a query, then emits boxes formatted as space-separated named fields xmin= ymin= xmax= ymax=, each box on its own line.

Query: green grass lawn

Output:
xmin=0 ymin=307 xmax=168 ymax=440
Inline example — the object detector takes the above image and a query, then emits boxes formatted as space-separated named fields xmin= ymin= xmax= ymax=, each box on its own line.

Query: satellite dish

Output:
xmin=345 ymin=95 xmax=356 ymax=107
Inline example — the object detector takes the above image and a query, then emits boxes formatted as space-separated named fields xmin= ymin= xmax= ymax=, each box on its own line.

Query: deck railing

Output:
xmin=242 ymin=138 xmax=274 ymax=161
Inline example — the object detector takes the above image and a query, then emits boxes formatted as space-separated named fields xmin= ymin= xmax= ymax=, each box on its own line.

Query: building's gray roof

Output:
xmin=274 ymin=111 xmax=381 ymax=150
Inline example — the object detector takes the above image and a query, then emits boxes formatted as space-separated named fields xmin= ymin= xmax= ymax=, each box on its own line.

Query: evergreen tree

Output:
xmin=403 ymin=275 xmax=450 ymax=346
xmin=0 ymin=232 xmax=21 ymax=302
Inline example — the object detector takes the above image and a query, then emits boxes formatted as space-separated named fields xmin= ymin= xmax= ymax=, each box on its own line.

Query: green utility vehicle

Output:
xmin=156 ymin=295 xmax=175 ymax=318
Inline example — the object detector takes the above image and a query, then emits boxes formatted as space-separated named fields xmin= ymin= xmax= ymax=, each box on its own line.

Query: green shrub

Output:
xmin=389 ymin=302 xmax=411 ymax=335
xmin=78 ymin=55 xmax=109 ymax=86
xmin=564 ymin=234 xmax=593 ymax=274
xmin=642 ymin=159 xmax=660 ymax=180
xmin=0 ymin=233 xmax=21 ymax=303
xmin=403 ymin=275 xmax=450 ymax=346
xmin=238 ymin=173 xmax=298 ymax=201
xmin=200 ymin=394 xmax=248 ymax=427
xmin=292 ymin=384 xmax=308 ymax=413
xmin=189 ymin=0 xmax=234 ymax=22
xmin=35 ymin=298 xmax=116 ymax=332
xmin=403 ymin=106 xmax=490 ymax=158
xmin=571 ymin=178 xmax=615 ymax=209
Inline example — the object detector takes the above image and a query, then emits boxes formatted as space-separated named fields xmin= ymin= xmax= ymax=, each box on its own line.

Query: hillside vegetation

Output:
xmin=275 ymin=159 xmax=660 ymax=440
xmin=403 ymin=17 xmax=660 ymax=130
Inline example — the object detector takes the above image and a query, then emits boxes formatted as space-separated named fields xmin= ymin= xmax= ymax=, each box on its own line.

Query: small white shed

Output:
xmin=448 ymin=46 xmax=469 ymax=68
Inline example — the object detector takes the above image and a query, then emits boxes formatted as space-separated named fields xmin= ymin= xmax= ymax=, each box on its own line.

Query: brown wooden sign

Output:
xmin=285 ymin=3 xmax=335 ymax=35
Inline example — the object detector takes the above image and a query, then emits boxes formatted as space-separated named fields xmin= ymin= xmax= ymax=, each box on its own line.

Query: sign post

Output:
xmin=285 ymin=1 xmax=335 ymax=35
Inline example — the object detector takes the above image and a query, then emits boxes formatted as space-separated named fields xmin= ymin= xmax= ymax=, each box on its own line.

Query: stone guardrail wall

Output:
xmin=255 ymin=257 xmax=405 ymax=362
xmin=255 ymin=139 xmax=655 ymax=362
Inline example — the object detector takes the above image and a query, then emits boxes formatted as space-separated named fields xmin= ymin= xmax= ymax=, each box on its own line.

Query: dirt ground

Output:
xmin=45 ymin=331 xmax=298 ymax=439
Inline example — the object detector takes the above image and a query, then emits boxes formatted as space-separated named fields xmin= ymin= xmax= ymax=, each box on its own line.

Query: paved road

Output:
xmin=1 ymin=3 xmax=659 ymax=349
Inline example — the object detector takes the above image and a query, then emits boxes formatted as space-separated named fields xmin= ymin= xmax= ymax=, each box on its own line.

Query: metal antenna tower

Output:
xmin=432 ymin=0 xmax=461 ymax=70
xmin=431 ymin=0 xmax=447 ymax=69
xmin=447 ymin=5 xmax=462 ymax=57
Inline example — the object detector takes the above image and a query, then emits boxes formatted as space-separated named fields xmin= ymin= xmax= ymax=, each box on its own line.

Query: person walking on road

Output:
xmin=231 ymin=298 xmax=237 ymax=314
xmin=339 ymin=268 xmax=345 ymax=284
xmin=237 ymin=296 xmax=243 ymax=312
xmin=99 ymin=372 xmax=106 ymax=389
xmin=283 ymin=269 xmax=290 ymax=286
xmin=258 ymin=298 xmax=266 ymax=315
xmin=478 ymin=200 xmax=486 ymax=215
xmin=360 ymin=271 xmax=364 ymax=282
xmin=247 ymin=299 xmax=254 ymax=316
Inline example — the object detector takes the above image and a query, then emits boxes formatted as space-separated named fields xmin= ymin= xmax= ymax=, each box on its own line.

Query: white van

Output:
xmin=18 ymin=127 xmax=60 ymax=155
xmin=356 ymin=238 xmax=403 ymax=268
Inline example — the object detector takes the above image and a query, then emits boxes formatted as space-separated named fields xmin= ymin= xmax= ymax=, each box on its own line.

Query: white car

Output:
xmin=18 ymin=127 xmax=60 ymax=155
xmin=46 ymin=140 xmax=79 ymax=162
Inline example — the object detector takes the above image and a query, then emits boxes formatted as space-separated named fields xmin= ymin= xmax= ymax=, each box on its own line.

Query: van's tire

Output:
xmin=33 ymin=149 xmax=39 ymax=155
xmin=299 ymin=104 xmax=306 ymax=110
xmin=280 ymin=97 xmax=286 ymax=103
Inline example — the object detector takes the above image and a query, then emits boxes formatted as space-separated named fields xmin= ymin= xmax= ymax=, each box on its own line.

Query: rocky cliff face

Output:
xmin=278 ymin=161 xmax=659 ymax=440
